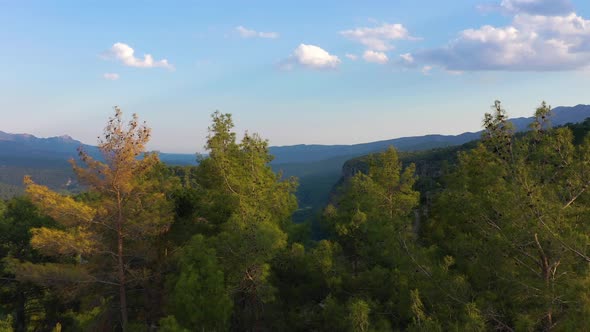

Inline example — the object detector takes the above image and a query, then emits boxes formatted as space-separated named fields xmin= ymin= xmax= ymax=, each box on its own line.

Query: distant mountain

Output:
xmin=0 ymin=132 xmax=197 ymax=198
xmin=341 ymin=116 xmax=590 ymax=207
xmin=2 ymin=104 xmax=588 ymax=170
xmin=269 ymin=132 xmax=480 ymax=165
xmin=271 ymin=104 xmax=590 ymax=217
xmin=1 ymin=104 xmax=589 ymax=203
xmin=509 ymin=104 xmax=590 ymax=131
xmin=0 ymin=131 xmax=82 ymax=152
xmin=270 ymin=104 xmax=590 ymax=165
xmin=0 ymin=131 xmax=197 ymax=167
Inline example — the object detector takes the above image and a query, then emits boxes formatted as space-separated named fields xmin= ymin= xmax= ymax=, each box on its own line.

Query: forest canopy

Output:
xmin=2 ymin=101 xmax=590 ymax=331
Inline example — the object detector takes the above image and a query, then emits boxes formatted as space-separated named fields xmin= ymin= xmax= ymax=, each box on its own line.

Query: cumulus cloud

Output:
xmin=283 ymin=44 xmax=341 ymax=69
xmin=363 ymin=50 xmax=389 ymax=64
xmin=104 ymin=43 xmax=174 ymax=70
xmin=236 ymin=26 xmax=279 ymax=39
xmin=340 ymin=23 xmax=415 ymax=51
xmin=345 ymin=53 xmax=359 ymax=60
xmin=103 ymin=73 xmax=120 ymax=80
xmin=445 ymin=69 xmax=464 ymax=75
xmin=500 ymin=0 xmax=574 ymax=16
xmin=415 ymin=11 xmax=590 ymax=71
xmin=421 ymin=66 xmax=433 ymax=75
xmin=400 ymin=53 xmax=415 ymax=64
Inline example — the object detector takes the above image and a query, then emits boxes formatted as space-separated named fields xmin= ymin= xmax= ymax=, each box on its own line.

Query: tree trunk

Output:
xmin=118 ymin=230 xmax=128 ymax=331
xmin=535 ymin=233 xmax=553 ymax=331
xmin=117 ymin=191 xmax=128 ymax=331
xmin=15 ymin=290 xmax=25 ymax=332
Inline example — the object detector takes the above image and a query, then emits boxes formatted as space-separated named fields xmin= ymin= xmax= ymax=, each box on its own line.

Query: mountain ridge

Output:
xmin=269 ymin=104 xmax=590 ymax=164
xmin=2 ymin=104 xmax=589 ymax=165
xmin=1 ymin=104 xmax=589 ymax=201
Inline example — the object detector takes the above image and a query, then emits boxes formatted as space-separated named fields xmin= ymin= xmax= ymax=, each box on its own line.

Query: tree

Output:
xmin=322 ymin=146 xmax=484 ymax=330
xmin=431 ymin=101 xmax=590 ymax=330
xmin=16 ymin=107 xmax=174 ymax=331
xmin=321 ymin=147 xmax=424 ymax=329
xmin=347 ymin=298 xmax=370 ymax=332
xmin=0 ymin=197 xmax=66 ymax=331
xmin=324 ymin=147 xmax=419 ymax=274
xmin=166 ymin=234 xmax=232 ymax=331
xmin=196 ymin=112 xmax=298 ymax=329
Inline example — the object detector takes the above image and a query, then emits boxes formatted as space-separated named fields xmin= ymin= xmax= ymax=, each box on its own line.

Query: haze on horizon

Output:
xmin=2 ymin=0 xmax=590 ymax=153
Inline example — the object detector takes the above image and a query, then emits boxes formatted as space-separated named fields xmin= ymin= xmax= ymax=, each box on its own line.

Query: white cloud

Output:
xmin=500 ymin=0 xmax=573 ymax=16
xmin=422 ymin=66 xmax=433 ymax=75
xmin=363 ymin=50 xmax=389 ymax=64
xmin=479 ymin=0 xmax=574 ymax=16
xmin=400 ymin=53 xmax=415 ymax=64
xmin=513 ymin=13 xmax=590 ymax=37
xmin=340 ymin=23 xmax=415 ymax=51
xmin=416 ymin=11 xmax=590 ymax=71
xmin=103 ymin=73 xmax=120 ymax=80
xmin=345 ymin=53 xmax=359 ymax=60
xmin=105 ymin=42 xmax=174 ymax=70
xmin=445 ymin=69 xmax=464 ymax=75
xmin=236 ymin=26 xmax=279 ymax=39
xmin=285 ymin=44 xmax=341 ymax=69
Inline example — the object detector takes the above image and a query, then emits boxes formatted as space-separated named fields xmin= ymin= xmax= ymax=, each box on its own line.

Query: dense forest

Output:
xmin=2 ymin=101 xmax=590 ymax=331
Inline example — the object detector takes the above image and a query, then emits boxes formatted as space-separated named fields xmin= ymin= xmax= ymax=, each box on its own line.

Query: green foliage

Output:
xmin=167 ymin=235 xmax=232 ymax=331
xmin=429 ymin=101 xmax=590 ymax=330
xmin=347 ymin=298 xmax=370 ymax=332
xmin=63 ymin=303 xmax=106 ymax=331
xmin=324 ymin=146 xmax=419 ymax=272
xmin=16 ymin=108 xmax=176 ymax=330
xmin=158 ymin=316 xmax=190 ymax=332
xmin=0 ymin=197 xmax=72 ymax=331
xmin=320 ymin=295 xmax=349 ymax=331
xmin=4 ymin=103 xmax=590 ymax=331
xmin=0 ymin=315 xmax=13 ymax=332
xmin=320 ymin=146 xmax=434 ymax=330
xmin=407 ymin=289 xmax=442 ymax=332
xmin=194 ymin=112 xmax=298 ymax=328
xmin=0 ymin=197 xmax=56 ymax=261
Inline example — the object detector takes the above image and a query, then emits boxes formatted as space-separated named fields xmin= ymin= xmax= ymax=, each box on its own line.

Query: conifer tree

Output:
xmin=0 ymin=198 xmax=64 ymax=331
xmin=196 ymin=111 xmax=298 ymax=329
xmin=324 ymin=147 xmax=419 ymax=273
xmin=15 ymin=107 xmax=174 ymax=331
xmin=165 ymin=234 xmax=232 ymax=331
xmin=432 ymin=101 xmax=590 ymax=330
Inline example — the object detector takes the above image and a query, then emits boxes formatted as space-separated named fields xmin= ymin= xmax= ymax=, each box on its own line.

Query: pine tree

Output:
xmin=0 ymin=198 xmax=65 ymax=331
xmin=166 ymin=234 xmax=232 ymax=331
xmin=197 ymin=112 xmax=298 ymax=329
xmin=15 ymin=107 xmax=174 ymax=331
xmin=432 ymin=101 xmax=590 ymax=330
xmin=324 ymin=146 xmax=419 ymax=274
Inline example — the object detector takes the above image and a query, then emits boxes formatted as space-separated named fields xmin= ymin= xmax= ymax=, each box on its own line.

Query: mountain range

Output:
xmin=2 ymin=104 xmax=590 ymax=205
xmin=270 ymin=104 xmax=590 ymax=164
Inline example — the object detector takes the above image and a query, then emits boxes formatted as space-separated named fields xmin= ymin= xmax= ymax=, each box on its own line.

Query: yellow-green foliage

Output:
xmin=17 ymin=107 xmax=175 ymax=330
xmin=0 ymin=315 xmax=13 ymax=332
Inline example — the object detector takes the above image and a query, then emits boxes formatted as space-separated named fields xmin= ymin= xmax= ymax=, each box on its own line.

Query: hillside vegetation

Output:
xmin=3 ymin=105 xmax=590 ymax=208
xmin=2 ymin=101 xmax=590 ymax=331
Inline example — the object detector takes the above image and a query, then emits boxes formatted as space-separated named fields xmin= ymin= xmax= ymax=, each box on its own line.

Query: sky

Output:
xmin=1 ymin=0 xmax=590 ymax=153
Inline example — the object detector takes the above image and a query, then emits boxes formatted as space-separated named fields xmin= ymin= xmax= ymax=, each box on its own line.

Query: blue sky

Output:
xmin=1 ymin=0 xmax=590 ymax=153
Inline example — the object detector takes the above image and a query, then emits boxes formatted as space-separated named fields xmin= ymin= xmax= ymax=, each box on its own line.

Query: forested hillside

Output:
xmin=270 ymin=104 xmax=590 ymax=164
xmin=2 ymin=101 xmax=590 ymax=331
xmin=3 ymin=104 xmax=590 ymax=207
xmin=275 ymin=104 xmax=590 ymax=216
